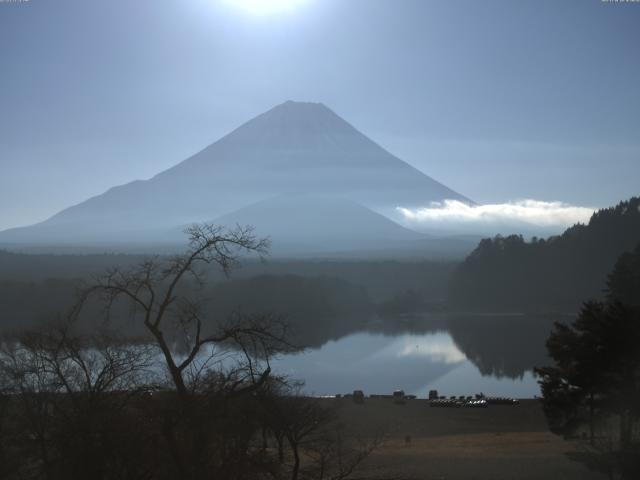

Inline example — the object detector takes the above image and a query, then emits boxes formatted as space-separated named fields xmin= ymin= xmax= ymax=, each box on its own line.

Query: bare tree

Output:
xmin=257 ymin=382 xmax=383 ymax=480
xmin=0 ymin=318 xmax=156 ymax=480
xmin=72 ymin=224 xmax=309 ymax=479
xmin=76 ymin=224 xmax=287 ymax=398
xmin=304 ymin=427 xmax=384 ymax=480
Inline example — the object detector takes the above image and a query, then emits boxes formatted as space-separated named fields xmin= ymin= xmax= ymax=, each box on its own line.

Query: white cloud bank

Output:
xmin=397 ymin=199 xmax=595 ymax=229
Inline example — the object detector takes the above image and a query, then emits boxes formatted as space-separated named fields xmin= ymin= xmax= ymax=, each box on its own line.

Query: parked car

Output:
xmin=353 ymin=390 xmax=365 ymax=404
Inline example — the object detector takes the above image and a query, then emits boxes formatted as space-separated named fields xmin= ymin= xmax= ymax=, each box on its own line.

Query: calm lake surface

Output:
xmin=271 ymin=314 xmax=563 ymax=399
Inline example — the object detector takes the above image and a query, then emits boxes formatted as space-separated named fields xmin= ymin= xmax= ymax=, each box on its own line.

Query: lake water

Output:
xmin=271 ymin=314 xmax=562 ymax=399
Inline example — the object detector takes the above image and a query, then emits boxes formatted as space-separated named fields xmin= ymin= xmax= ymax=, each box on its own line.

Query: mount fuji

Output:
xmin=0 ymin=101 xmax=471 ymax=254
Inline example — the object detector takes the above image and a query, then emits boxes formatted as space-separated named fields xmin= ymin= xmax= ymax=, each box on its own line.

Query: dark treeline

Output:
xmin=449 ymin=197 xmax=640 ymax=311
xmin=0 ymin=274 xmax=373 ymax=346
xmin=207 ymin=275 xmax=373 ymax=348
xmin=0 ymin=250 xmax=455 ymax=302
xmin=0 ymin=251 xmax=455 ymax=336
xmin=232 ymin=260 xmax=456 ymax=302
xmin=0 ymin=250 xmax=146 ymax=281
xmin=0 ymin=278 xmax=80 ymax=331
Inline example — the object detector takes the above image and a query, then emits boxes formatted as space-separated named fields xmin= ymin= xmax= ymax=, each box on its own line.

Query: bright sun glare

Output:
xmin=223 ymin=0 xmax=305 ymax=15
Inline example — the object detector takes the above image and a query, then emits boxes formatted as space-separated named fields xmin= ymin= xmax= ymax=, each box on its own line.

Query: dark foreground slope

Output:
xmin=449 ymin=197 xmax=640 ymax=311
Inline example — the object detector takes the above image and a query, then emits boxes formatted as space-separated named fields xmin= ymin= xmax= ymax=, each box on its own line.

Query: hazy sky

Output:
xmin=1 ymin=0 xmax=639 ymax=231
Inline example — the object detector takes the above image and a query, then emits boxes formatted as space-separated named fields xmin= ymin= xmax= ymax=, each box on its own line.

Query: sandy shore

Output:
xmin=325 ymin=398 xmax=605 ymax=480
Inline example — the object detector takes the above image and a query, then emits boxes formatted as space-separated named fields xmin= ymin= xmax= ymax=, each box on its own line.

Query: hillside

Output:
xmin=448 ymin=197 xmax=640 ymax=311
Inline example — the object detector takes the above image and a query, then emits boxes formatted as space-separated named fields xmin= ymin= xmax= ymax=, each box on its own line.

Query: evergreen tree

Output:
xmin=536 ymin=245 xmax=640 ymax=478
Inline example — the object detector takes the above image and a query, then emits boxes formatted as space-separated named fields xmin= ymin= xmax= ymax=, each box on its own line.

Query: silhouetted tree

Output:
xmin=606 ymin=243 xmax=640 ymax=307
xmin=78 ymin=224 xmax=279 ymax=398
xmin=75 ymin=224 xmax=311 ymax=478
xmin=257 ymin=380 xmax=381 ymax=480
xmin=536 ymin=245 xmax=640 ymax=479
xmin=0 ymin=319 xmax=156 ymax=479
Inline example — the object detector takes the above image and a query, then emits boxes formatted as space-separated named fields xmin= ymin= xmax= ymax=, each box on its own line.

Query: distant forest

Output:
xmin=0 ymin=251 xmax=455 ymax=339
xmin=449 ymin=197 xmax=640 ymax=311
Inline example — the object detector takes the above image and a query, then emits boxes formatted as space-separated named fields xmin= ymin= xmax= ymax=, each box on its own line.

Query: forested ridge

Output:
xmin=449 ymin=197 xmax=640 ymax=311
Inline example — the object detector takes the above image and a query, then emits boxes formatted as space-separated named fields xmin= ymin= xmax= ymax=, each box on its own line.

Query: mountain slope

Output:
xmin=448 ymin=196 xmax=640 ymax=311
xmin=206 ymin=194 xmax=425 ymax=255
xmin=0 ymin=101 xmax=470 ymax=246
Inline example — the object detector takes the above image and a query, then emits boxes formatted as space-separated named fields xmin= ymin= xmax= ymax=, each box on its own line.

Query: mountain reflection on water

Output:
xmin=273 ymin=314 xmax=564 ymax=398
